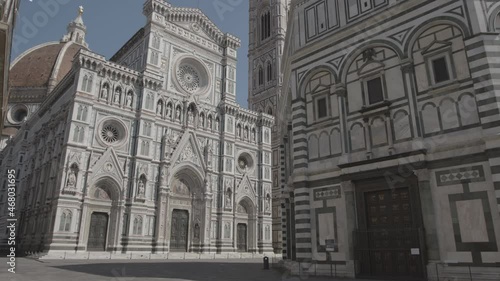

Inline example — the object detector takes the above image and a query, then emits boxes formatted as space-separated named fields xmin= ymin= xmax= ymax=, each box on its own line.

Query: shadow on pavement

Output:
xmin=53 ymin=261 xmax=291 ymax=281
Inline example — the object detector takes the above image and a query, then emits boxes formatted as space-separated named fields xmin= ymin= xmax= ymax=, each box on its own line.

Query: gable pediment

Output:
xmin=235 ymin=175 xmax=256 ymax=204
xmin=170 ymin=131 xmax=206 ymax=170
xmin=89 ymin=147 xmax=124 ymax=184
xmin=421 ymin=40 xmax=452 ymax=55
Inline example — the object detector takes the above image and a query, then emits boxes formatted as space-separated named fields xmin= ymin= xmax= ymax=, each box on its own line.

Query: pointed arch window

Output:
xmin=266 ymin=62 xmax=273 ymax=82
xmin=133 ymin=215 xmax=143 ymax=235
xmin=261 ymin=10 xmax=271 ymax=41
xmin=59 ymin=210 xmax=72 ymax=232
xmin=81 ymin=75 xmax=88 ymax=92
xmin=258 ymin=67 xmax=264 ymax=86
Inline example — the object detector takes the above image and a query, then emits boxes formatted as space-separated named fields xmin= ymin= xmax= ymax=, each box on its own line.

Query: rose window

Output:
xmin=98 ymin=118 xmax=128 ymax=147
xmin=176 ymin=64 xmax=201 ymax=93
xmin=238 ymin=158 xmax=248 ymax=170
xmin=173 ymin=56 xmax=211 ymax=96
xmin=101 ymin=124 xmax=119 ymax=144
xmin=237 ymin=152 xmax=254 ymax=172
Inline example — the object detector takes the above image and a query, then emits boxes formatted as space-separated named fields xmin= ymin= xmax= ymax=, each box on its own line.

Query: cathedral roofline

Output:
xmin=144 ymin=0 xmax=241 ymax=49
xmin=109 ymin=28 xmax=145 ymax=62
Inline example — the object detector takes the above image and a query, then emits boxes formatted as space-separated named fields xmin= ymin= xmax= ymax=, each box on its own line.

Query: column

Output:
xmin=414 ymin=169 xmax=440 ymax=261
xmin=335 ymin=84 xmax=348 ymax=154
xmin=401 ymin=60 xmax=422 ymax=139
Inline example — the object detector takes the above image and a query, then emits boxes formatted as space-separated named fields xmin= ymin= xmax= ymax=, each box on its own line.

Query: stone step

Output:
xmin=37 ymin=251 xmax=280 ymax=260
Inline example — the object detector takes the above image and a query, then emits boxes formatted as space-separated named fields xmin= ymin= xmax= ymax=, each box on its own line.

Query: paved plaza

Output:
xmin=0 ymin=258 xmax=382 ymax=281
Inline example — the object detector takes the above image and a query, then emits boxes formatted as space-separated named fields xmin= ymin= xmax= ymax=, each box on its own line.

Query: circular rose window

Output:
xmin=101 ymin=124 xmax=120 ymax=144
xmin=177 ymin=65 xmax=201 ymax=93
xmin=174 ymin=56 xmax=211 ymax=96
xmin=98 ymin=118 xmax=128 ymax=147
xmin=237 ymin=152 xmax=254 ymax=173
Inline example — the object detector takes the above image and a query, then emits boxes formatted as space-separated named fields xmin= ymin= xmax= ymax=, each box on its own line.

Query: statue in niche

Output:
xmin=251 ymin=130 xmax=256 ymax=142
xmin=199 ymin=114 xmax=205 ymax=128
xmin=174 ymin=179 xmax=189 ymax=195
xmin=188 ymin=109 xmax=194 ymax=125
xmin=176 ymin=107 xmax=181 ymax=121
xmin=244 ymin=128 xmax=248 ymax=140
xmin=137 ymin=181 xmax=145 ymax=197
xmin=66 ymin=170 xmax=77 ymax=190
xmin=157 ymin=102 xmax=163 ymax=115
xmin=204 ymin=141 xmax=213 ymax=167
xmin=166 ymin=104 xmax=172 ymax=118
xmin=265 ymin=195 xmax=271 ymax=212
xmin=126 ymin=93 xmax=133 ymax=107
xmin=101 ymin=85 xmax=109 ymax=99
xmin=207 ymin=118 xmax=212 ymax=130
xmin=114 ymin=88 xmax=121 ymax=104
xmin=215 ymin=119 xmax=220 ymax=131
xmin=225 ymin=189 xmax=232 ymax=208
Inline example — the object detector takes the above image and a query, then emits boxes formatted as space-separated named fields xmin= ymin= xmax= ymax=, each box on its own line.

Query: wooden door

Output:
xmin=170 ymin=210 xmax=189 ymax=252
xmin=87 ymin=212 xmax=108 ymax=251
xmin=237 ymin=224 xmax=247 ymax=252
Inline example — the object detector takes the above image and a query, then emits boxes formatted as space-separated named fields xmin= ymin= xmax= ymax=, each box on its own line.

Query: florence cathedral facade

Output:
xmin=0 ymin=1 xmax=274 ymax=256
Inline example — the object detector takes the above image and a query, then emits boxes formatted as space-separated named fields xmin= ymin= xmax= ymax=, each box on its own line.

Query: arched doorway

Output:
xmin=167 ymin=166 xmax=206 ymax=253
xmin=235 ymin=197 xmax=256 ymax=253
xmin=83 ymin=178 xmax=122 ymax=252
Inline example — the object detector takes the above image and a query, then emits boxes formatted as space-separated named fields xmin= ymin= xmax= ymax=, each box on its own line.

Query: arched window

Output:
xmin=261 ymin=10 xmax=271 ymax=41
xmin=87 ymin=75 xmax=93 ymax=92
xmin=258 ymin=67 xmax=264 ymax=86
xmin=495 ymin=12 xmax=500 ymax=32
xmin=59 ymin=210 xmax=72 ymax=232
xmin=77 ymin=105 xmax=83 ymax=120
xmin=266 ymin=62 xmax=273 ymax=82
xmin=81 ymin=75 xmax=88 ymax=92
xmin=157 ymin=100 xmax=164 ymax=115
xmin=305 ymin=71 xmax=334 ymax=120
xmin=267 ymin=107 xmax=273 ymax=116
xmin=79 ymin=127 xmax=85 ymax=143
xmin=133 ymin=215 xmax=143 ymax=235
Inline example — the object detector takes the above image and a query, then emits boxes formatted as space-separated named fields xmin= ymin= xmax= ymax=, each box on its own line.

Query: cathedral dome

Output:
xmin=8 ymin=6 xmax=88 ymax=101
xmin=9 ymin=41 xmax=86 ymax=90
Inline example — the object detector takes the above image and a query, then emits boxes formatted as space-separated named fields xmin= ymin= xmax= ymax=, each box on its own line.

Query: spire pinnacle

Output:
xmin=60 ymin=6 xmax=88 ymax=47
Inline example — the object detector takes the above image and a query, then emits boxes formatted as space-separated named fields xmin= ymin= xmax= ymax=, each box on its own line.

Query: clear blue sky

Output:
xmin=12 ymin=0 xmax=250 ymax=107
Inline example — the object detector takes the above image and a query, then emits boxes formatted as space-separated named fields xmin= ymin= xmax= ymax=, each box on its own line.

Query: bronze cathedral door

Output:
xmin=170 ymin=210 xmax=189 ymax=252
xmin=237 ymin=224 xmax=247 ymax=252
xmin=87 ymin=212 xmax=108 ymax=251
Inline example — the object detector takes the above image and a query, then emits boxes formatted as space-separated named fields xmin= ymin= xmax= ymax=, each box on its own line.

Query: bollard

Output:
xmin=263 ymin=256 xmax=269 ymax=270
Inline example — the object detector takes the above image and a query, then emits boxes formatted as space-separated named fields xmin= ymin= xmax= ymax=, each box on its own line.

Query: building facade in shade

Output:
xmin=248 ymin=0 xmax=290 ymax=254
xmin=0 ymin=1 xmax=274 ymax=256
xmin=279 ymin=0 xmax=500 ymax=280
xmin=0 ymin=0 xmax=21 ymax=149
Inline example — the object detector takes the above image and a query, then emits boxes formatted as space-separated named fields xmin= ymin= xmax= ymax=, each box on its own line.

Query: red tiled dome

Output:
xmin=9 ymin=41 xmax=86 ymax=90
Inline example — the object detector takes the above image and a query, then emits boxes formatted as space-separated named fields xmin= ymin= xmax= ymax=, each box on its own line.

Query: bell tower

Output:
xmin=248 ymin=0 xmax=290 ymax=255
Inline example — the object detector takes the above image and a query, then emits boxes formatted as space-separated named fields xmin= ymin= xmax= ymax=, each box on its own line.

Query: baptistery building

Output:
xmin=279 ymin=0 xmax=500 ymax=280
xmin=0 ymin=1 xmax=274 ymax=256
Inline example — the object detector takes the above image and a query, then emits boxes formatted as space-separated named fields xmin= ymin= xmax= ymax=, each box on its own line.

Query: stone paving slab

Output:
xmin=0 ymin=257 xmax=385 ymax=281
